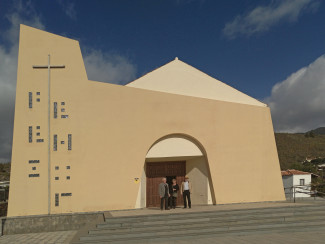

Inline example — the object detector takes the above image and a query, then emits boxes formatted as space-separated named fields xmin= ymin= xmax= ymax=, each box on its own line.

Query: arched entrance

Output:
xmin=135 ymin=135 xmax=213 ymax=208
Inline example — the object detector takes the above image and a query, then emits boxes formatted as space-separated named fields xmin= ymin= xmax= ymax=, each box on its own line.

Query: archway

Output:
xmin=135 ymin=134 xmax=214 ymax=208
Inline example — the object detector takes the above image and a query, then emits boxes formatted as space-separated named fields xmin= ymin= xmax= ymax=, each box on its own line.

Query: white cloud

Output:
xmin=0 ymin=1 xmax=44 ymax=163
xmin=0 ymin=1 xmax=136 ymax=162
xmin=84 ymin=49 xmax=136 ymax=84
xmin=56 ymin=0 xmax=77 ymax=20
xmin=265 ymin=55 xmax=325 ymax=133
xmin=223 ymin=0 xmax=319 ymax=39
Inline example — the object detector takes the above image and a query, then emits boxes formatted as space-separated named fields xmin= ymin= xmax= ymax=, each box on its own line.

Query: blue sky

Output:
xmin=0 ymin=0 xmax=325 ymax=161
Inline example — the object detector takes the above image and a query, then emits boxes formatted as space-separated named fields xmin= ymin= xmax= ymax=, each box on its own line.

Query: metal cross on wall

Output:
xmin=33 ymin=54 xmax=65 ymax=215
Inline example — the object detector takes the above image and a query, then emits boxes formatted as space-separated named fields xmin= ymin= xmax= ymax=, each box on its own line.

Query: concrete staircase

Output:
xmin=74 ymin=204 xmax=325 ymax=243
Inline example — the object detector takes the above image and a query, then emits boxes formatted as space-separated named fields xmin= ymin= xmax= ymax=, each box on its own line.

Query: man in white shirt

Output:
xmin=180 ymin=176 xmax=192 ymax=209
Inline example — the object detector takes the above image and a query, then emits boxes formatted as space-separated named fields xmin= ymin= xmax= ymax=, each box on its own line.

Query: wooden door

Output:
xmin=146 ymin=161 xmax=185 ymax=208
xmin=146 ymin=177 xmax=163 ymax=208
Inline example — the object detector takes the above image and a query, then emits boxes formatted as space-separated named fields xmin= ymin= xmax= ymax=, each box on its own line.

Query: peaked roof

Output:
xmin=281 ymin=169 xmax=311 ymax=176
xmin=126 ymin=58 xmax=266 ymax=107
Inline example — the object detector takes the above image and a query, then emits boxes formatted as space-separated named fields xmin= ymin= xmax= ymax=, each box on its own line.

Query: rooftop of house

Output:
xmin=281 ymin=169 xmax=311 ymax=176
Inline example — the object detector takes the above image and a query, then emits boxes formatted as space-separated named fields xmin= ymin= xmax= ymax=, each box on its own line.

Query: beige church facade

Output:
xmin=8 ymin=25 xmax=285 ymax=217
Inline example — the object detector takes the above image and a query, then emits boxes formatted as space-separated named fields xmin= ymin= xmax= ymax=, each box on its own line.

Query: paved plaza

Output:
xmin=0 ymin=229 xmax=323 ymax=244
xmin=159 ymin=230 xmax=325 ymax=244
xmin=0 ymin=230 xmax=77 ymax=244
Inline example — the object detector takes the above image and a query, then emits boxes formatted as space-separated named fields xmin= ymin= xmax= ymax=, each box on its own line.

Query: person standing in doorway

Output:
xmin=169 ymin=178 xmax=179 ymax=209
xmin=181 ymin=176 xmax=192 ymax=209
xmin=159 ymin=177 xmax=170 ymax=210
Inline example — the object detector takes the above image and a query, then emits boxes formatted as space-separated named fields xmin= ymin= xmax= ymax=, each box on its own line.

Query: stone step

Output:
xmin=103 ymin=204 xmax=325 ymax=224
xmin=90 ymin=213 xmax=325 ymax=235
xmin=128 ymin=225 xmax=325 ymax=244
xmin=76 ymin=219 xmax=325 ymax=243
xmin=101 ymin=207 xmax=325 ymax=227
xmin=98 ymin=209 xmax=325 ymax=229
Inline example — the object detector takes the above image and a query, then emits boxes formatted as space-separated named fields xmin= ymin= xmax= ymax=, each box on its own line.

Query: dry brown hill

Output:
xmin=275 ymin=133 xmax=325 ymax=170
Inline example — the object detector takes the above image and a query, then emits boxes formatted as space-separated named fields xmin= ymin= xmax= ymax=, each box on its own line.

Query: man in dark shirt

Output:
xmin=159 ymin=177 xmax=170 ymax=210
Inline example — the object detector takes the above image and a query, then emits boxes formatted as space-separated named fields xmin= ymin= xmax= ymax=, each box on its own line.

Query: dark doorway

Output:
xmin=146 ymin=161 xmax=185 ymax=208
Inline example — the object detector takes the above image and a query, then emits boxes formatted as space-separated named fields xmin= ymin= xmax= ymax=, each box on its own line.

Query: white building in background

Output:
xmin=282 ymin=170 xmax=312 ymax=198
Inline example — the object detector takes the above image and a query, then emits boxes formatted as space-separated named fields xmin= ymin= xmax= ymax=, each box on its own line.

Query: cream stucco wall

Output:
xmin=126 ymin=58 xmax=266 ymax=107
xmin=8 ymin=25 xmax=285 ymax=217
xmin=186 ymin=156 xmax=211 ymax=205
xmin=146 ymin=137 xmax=203 ymax=158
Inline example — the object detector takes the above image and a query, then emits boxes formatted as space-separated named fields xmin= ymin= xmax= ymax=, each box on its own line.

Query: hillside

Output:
xmin=275 ymin=133 xmax=325 ymax=170
xmin=308 ymin=127 xmax=325 ymax=135
xmin=0 ymin=163 xmax=10 ymax=181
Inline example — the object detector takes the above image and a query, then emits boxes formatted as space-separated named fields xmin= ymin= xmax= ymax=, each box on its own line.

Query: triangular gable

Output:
xmin=126 ymin=58 xmax=266 ymax=107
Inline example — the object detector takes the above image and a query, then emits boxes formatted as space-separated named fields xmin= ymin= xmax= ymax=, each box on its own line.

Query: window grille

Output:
xmin=28 ymin=126 xmax=32 ymax=143
xmin=54 ymin=102 xmax=57 ymax=118
xmin=29 ymin=92 xmax=32 ymax=108
xmin=55 ymin=193 xmax=59 ymax=206
xmin=68 ymin=134 xmax=72 ymax=150
xmin=29 ymin=160 xmax=40 ymax=164
xmin=29 ymin=174 xmax=39 ymax=177
xmin=54 ymin=134 xmax=57 ymax=151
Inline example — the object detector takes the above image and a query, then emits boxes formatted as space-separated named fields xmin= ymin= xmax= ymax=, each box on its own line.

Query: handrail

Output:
xmin=284 ymin=185 xmax=325 ymax=203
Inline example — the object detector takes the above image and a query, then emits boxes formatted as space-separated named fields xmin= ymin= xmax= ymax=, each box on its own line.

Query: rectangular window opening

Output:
xmin=68 ymin=134 xmax=72 ymax=150
xmin=55 ymin=193 xmax=59 ymax=207
xmin=54 ymin=102 xmax=57 ymax=119
xmin=28 ymin=126 xmax=32 ymax=143
xmin=29 ymin=92 xmax=32 ymax=108
xmin=29 ymin=160 xmax=40 ymax=164
xmin=29 ymin=174 xmax=39 ymax=177
xmin=54 ymin=134 xmax=57 ymax=151
xmin=300 ymin=179 xmax=305 ymax=186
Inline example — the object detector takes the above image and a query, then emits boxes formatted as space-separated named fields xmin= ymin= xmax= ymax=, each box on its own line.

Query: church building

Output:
xmin=8 ymin=25 xmax=285 ymax=217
